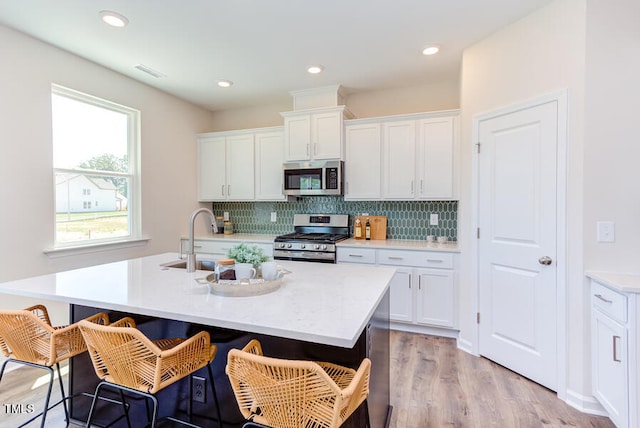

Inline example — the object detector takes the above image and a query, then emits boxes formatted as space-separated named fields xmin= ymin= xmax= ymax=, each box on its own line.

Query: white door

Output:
xmin=382 ymin=120 xmax=416 ymax=199
xmin=312 ymin=111 xmax=342 ymax=159
xmin=226 ymin=134 xmax=255 ymax=200
xmin=255 ymin=131 xmax=285 ymax=201
xmin=478 ymin=100 xmax=558 ymax=391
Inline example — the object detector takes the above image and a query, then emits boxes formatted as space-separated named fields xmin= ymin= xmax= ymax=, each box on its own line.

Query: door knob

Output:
xmin=538 ymin=256 xmax=553 ymax=266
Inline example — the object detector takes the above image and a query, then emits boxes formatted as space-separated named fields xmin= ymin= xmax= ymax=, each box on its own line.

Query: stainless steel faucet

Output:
xmin=186 ymin=208 xmax=217 ymax=272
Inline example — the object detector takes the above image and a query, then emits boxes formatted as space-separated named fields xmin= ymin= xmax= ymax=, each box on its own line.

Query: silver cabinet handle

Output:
xmin=538 ymin=256 xmax=553 ymax=265
xmin=420 ymin=179 xmax=424 ymax=194
xmin=613 ymin=335 xmax=622 ymax=362
xmin=426 ymin=259 xmax=443 ymax=263
xmin=349 ymin=254 xmax=363 ymax=258
xmin=221 ymin=184 xmax=225 ymax=196
xmin=228 ymin=184 xmax=231 ymax=195
xmin=307 ymin=143 xmax=310 ymax=156
xmin=388 ymin=256 xmax=403 ymax=260
xmin=594 ymin=294 xmax=613 ymax=304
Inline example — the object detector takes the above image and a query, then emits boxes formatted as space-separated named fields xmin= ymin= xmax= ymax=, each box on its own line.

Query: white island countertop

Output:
xmin=0 ymin=253 xmax=395 ymax=348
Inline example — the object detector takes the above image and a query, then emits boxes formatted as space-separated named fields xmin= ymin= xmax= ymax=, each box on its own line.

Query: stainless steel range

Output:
xmin=273 ymin=214 xmax=349 ymax=263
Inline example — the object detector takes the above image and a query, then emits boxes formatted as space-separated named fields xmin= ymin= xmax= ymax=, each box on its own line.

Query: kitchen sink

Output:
xmin=161 ymin=259 xmax=217 ymax=271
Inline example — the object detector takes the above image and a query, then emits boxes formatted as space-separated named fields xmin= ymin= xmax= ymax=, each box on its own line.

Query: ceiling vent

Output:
xmin=134 ymin=64 xmax=166 ymax=78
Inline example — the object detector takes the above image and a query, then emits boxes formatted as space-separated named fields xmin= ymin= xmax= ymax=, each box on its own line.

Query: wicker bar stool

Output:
xmin=226 ymin=339 xmax=371 ymax=428
xmin=0 ymin=304 xmax=109 ymax=428
xmin=78 ymin=317 xmax=223 ymax=428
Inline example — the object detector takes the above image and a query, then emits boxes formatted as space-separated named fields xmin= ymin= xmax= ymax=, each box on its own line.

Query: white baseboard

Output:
xmin=389 ymin=322 xmax=459 ymax=339
xmin=456 ymin=337 xmax=478 ymax=356
xmin=564 ymin=388 xmax=609 ymax=417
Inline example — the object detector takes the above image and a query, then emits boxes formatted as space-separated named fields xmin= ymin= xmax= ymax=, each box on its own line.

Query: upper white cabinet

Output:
xmin=254 ymin=130 xmax=285 ymax=201
xmin=382 ymin=120 xmax=417 ymax=199
xmin=197 ymin=127 xmax=284 ymax=202
xmin=344 ymin=122 xmax=381 ymax=200
xmin=344 ymin=110 xmax=459 ymax=201
xmin=281 ymin=106 xmax=351 ymax=161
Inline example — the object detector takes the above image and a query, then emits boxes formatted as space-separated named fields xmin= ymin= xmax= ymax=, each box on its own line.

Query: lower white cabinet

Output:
xmin=337 ymin=246 xmax=457 ymax=332
xmin=590 ymin=278 xmax=637 ymax=428
xmin=180 ymin=238 xmax=273 ymax=259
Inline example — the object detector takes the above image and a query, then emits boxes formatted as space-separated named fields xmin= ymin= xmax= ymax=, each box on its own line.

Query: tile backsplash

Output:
xmin=212 ymin=197 xmax=457 ymax=241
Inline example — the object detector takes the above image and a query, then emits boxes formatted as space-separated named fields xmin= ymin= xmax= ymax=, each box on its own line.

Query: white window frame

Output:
xmin=47 ymin=84 xmax=146 ymax=255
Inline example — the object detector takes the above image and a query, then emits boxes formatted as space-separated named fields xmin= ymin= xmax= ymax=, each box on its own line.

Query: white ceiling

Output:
xmin=0 ymin=0 xmax=552 ymax=112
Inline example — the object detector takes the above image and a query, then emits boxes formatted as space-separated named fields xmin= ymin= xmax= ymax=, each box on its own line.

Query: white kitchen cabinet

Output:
xmin=197 ymin=127 xmax=284 ymax=202
xmin=180 ymin=238 xmax=273 ymax=259
xmin=382 ymin=120 xmax=416 ymax=199
xmin=254 ymin=130 xmax=285 ymax=201
xmin=344 ymin=110 xmax=459 ymax=201
xmin=417 ymin=116 xmax=457 ymax=199
xmin=389 ymin=267 xmax=413 ymax=323
xmin=590 ymin=279 xmax=633 ymax=428
xmin=281 ymin=106 xmax=350 ymax=161
xmin=337 ymin=245 xmax=457 ymax=334
xmin=415 ymin=268 xmax=455 ymax=327
xmin=344 ymin=123 xmax=381 ymax=200
xmin=197 ymin=133 xmax=254 ymax=201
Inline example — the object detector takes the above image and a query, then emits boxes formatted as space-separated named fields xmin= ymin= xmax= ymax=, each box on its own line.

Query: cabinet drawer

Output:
xmin=377 ymin=249 xmax=453 ymax=269
xmin=591 ymin=280 xmax=627 ymax=324
xmin=337 ymin=247 xmax=377 ymax=264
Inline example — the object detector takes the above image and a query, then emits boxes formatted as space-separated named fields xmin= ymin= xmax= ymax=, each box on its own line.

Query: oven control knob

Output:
xmin=286 ymin=243 xmax=292 ymax=249
xmin=314 ymin=244 xmax=320 ymax=250
xmin=278 ymin=243 xmax=285 ymax=249
xmin=300 ymin=244 xmax=306 ymax=249
xmin=321 ymin=244 xmax=327 ymax=250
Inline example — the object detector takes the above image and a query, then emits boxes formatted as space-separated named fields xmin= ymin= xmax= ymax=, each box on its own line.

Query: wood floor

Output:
xmin=0 ymin=331 xmax=615 ymax=427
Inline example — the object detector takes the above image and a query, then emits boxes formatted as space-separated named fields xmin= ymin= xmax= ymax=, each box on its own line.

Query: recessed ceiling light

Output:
xmin=307 ymin=65 xmax=324 ymax=74
xmin=422 ymin=46 xmax=440 ymax=56
xmin=217 ymin=80 xmax=233 ymax=88
xmin=99 ymin=10 xmax=129 ymax=28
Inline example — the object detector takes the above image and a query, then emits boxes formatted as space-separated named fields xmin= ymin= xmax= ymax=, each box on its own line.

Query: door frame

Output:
xmin=470 ymin=90 xmax=568 ymax=399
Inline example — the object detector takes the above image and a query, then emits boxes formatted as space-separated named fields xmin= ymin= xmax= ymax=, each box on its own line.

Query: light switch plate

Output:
xmin=429 ymin=213 xmax=439 ymax=226
xmin=596 ymin=221 xmax=615 ymax=242
xmin=270 ymin=212 xmax=277 ymax=222
xmin=223 ymin=212 xmax=229 ymax=221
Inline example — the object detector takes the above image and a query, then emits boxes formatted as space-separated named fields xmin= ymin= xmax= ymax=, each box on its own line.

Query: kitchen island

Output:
xmin=0 ymin=253 xmax=394 ymax=427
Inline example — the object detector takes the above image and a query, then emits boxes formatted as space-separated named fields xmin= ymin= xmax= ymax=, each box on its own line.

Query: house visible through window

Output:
xmin=52 ymin=85 xmax=140 ymax=246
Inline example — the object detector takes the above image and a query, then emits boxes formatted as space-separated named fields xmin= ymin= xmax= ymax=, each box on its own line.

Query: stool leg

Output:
xmin=119 ymin=388 xmax=132 ymax=428
xmin=38 ymin=366 xmax=55 ymax=428
xmin=85 ymin=382 xmax=103 ymax=428
xmin=149 ymin=394 xmax=159 ymax=428
xmin=207 ymin=364 xmax=223 ymax=428
xmin=54 ymin=362 xmax=70 ymax=425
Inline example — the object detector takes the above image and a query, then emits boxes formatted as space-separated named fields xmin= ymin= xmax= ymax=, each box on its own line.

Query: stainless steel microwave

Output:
xmin=283 ymin=160 xmax=343 ymax=196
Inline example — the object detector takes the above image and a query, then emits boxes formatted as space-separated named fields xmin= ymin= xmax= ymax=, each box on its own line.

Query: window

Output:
xmin=52 ymin=85 xmax=140 ymax=247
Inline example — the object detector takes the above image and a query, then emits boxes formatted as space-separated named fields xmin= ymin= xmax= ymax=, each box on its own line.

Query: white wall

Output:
xmin=583 ymin=0 xmax=640 ymax=273
xmin=0 ymin=25 xmax=213 ymax=314
xmin=459 ymin=0 xmax=589 ymax=404
xmin=208 ymin=82 xmax=461 ymax=131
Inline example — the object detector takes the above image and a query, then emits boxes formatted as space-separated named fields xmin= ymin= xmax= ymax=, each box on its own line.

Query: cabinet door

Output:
xmin=417 ymin=117 xmax=455 ymax=199
xmin=592 ymin=310 xmax=628 ymax=428
xmin=382 ymin=120 xmax=416 ymax=199
xmin=255 ymin=131 xmax=285 ymax=201
xmin=344 ymin=123 xmax=381 ymax=200
xmin=284 ymin=115 xmax=311 ymax=161
xmin=415 ymin=268 xmax=455 ymax=328
xmin=226 ymin=134 xmax=255 ymax=200
xmin=197 ymin=136 xmax=226 ymax=201
xmin=312 ymin=110 xmax=343 ymax=159
xmin=389 ymin=267 xmax=413 ymax=323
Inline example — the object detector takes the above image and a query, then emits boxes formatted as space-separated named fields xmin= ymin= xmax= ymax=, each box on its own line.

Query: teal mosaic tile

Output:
xmin=212 ymin=197 xmax=458 ymax=241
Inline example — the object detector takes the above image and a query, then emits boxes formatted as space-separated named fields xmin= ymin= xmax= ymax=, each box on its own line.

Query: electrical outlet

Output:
xmin=429 ymin=213 xmax=439 ymax=226
xmin=271 ymin=212 xmax=277 ymax=222
xmin=192 ymin=376 xmax=206 ymax=403
xmin=596 ymin=221 xmax=615 ymax=242
xmin=223 ymin=212 xmax=229 ymax=221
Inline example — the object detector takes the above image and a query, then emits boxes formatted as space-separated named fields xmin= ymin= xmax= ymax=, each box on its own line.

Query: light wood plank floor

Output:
xmin=0 ymin=332 xmax=615 ymax=427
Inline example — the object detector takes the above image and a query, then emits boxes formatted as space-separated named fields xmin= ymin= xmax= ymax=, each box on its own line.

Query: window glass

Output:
xmin=52 ymin=86 xmax=139 ymax=246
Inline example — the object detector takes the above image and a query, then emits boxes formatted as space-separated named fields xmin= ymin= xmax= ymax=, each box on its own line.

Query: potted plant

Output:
xmin=226 ymin=243 xmax=269 ymax=268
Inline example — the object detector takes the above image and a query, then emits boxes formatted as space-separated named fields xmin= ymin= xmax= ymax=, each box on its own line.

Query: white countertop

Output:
xmin=586 ymin=271 xmax=640 ymax=294
xmin=338 ymin=238 xmax=460 ymax=252
xmin=0 ymin=253 xmax=395 ymax=348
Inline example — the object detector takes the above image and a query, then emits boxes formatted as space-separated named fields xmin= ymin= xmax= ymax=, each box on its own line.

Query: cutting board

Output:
xmin=354 ymin=215 xmax=387 ymax=240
